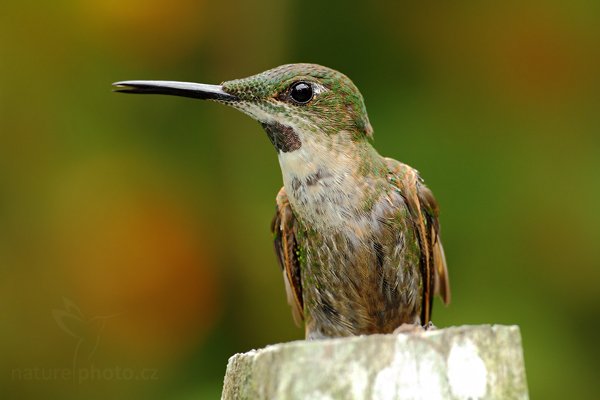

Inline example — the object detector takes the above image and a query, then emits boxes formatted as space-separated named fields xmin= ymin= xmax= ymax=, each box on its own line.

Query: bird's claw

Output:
xmin=424 ymin=321 xmax=437 ymax=331
xmin=393 ymin=321 xmax=437 ymax=335
xmin=393 ymin=322 xmax=424 ymax=334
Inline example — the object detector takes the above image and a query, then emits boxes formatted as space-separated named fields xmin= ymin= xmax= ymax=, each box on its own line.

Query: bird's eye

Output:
xmin=289 ymin=81 xmax=313 ymax=104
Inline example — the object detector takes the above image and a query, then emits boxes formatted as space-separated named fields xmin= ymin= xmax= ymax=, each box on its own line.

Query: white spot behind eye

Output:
xmin=312 ymin=82 xmax=327 ymax=96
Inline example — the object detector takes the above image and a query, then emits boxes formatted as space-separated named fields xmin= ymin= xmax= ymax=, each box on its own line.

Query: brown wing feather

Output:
xmin=417 ymin=183 xmax=451 ymax=305
xmin=385 ymin=158 xmax=451 ymax=324
xmin=271 ymin=187 xmax=304 ymax=325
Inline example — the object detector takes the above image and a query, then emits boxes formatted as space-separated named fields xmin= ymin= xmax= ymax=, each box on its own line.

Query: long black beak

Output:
xmin=112 ymin=80 xmax=238 ymax=102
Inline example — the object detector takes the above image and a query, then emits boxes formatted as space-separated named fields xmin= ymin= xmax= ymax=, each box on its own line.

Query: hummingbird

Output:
xmin=113 ymin=64 xmax=450 ymax=339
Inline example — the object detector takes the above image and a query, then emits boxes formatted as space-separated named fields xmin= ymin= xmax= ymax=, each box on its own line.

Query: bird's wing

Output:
xmin=385 ymin=158 xmax=450 ymax=324
xmin=417 ymin=180 xmax=451 ymax=306
xmin=271 ymin=187 xmax=304 ymax=325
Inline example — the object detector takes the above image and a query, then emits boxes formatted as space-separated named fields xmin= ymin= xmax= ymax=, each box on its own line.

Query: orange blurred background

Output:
xmin=0 ymin=1 xmax=599 ymax=398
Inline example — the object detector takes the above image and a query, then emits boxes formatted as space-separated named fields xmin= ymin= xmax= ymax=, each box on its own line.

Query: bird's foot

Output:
xmin=393 ymin=322 xmax=424 ymax=335
xmin=393 ymin=321 xmax=437 ymax=335
xmin=424 ymin=321 xmax=437 ymax=331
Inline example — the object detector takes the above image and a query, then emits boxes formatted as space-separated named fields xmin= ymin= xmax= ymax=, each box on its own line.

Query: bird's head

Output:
xmin=114 ymin=64 xmax=373 ymax=155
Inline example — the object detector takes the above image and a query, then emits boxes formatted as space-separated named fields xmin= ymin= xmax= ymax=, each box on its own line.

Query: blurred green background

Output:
xmin=1 ymin=0 xmax=599 ymax=398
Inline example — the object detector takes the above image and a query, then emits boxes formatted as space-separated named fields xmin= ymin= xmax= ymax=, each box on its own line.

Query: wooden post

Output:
xmin=222 ymin=325 xmax=528 ymax=400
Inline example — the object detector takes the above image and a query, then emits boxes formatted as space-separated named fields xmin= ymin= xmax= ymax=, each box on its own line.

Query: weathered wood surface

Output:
xmin=222 ymin=325 xmax=528 ymax=400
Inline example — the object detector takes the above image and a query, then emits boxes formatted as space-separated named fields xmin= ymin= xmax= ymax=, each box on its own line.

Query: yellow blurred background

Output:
xmin=1 ymin=1 xmax=598 ymax=398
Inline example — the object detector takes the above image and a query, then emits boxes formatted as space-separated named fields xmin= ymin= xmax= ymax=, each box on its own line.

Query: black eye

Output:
xmin=289 ymin=82 xmax=313 ymax=104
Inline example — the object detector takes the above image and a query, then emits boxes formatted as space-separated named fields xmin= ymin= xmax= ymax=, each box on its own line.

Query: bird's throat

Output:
xmin=261 ymin=121 xmax=301 ymax=153
xmin=278 ymin=139 xmax=387 ymax=231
